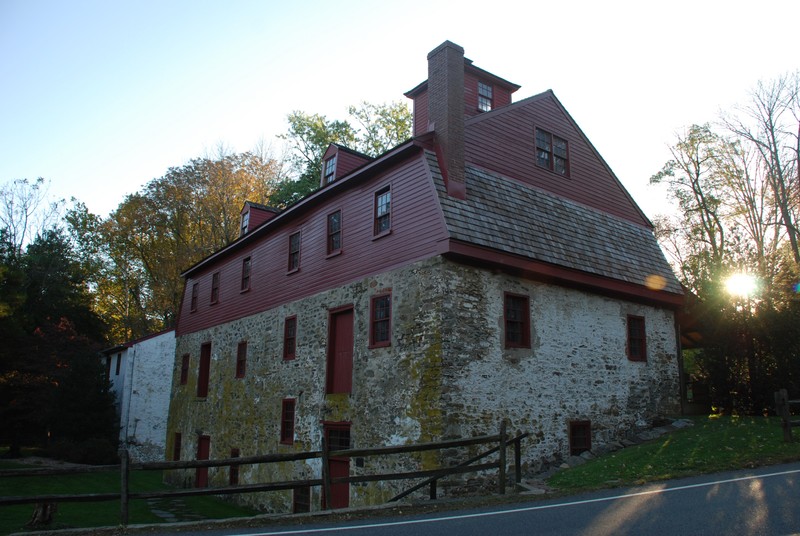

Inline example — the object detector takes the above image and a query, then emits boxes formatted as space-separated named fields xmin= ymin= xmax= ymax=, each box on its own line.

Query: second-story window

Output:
xmin=327 ymin=210 xmax=342 ymax=255
xmin=370 ymin=293 xmax=392 ymax=348
xmin=190 ymin=283 xmax=199 ymax=312
xmin=324 ymin=156 xmax=337 ymax=184
xmin=241 ymin=257 xmax=251 ymax=292
xmin=504 ymin=293 xmax=531 ymax=349
xmin=288 ymin=232 xmax=301 ymax=272
xmin=478 ymin=81 xmax=493 ymax=112
xmin=210 ymin=272 xmax=220 ymax=304
xmin=535 ymin=128 xmax=570 ymax=177
xmin=374 ymin=187 xmax=391 ymax=236
xmin=283 ymin=316 xmax=297 ymax=361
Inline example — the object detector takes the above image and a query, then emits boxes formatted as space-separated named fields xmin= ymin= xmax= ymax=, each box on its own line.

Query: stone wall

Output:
xmin=165 ymin=256 xmax=679 ymax=511
xmin=440 ymin=262 xmax=680 ymax=473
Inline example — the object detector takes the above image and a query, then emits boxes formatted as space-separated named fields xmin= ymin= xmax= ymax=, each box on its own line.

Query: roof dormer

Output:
xmin=404 ymin=53 xmax=520 ymax=137
xmin=320 ymin=144 xmax=373 ymax=187
xmin=240 ymin=201 xmax=280 ymax=237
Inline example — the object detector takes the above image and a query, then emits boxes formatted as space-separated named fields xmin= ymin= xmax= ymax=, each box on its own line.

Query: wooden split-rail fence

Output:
xmin=0 ymin=421 xmax=528 ymax=527
xmin=774 ymin=389 xmax=800 ymax=442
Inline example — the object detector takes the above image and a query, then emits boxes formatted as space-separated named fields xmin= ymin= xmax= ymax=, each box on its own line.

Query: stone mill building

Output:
xmin=165 ymin=41 xmax=684 ymax=512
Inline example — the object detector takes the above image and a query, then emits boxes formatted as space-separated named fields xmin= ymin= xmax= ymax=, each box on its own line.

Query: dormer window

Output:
xmin=324 ymin=156 xmax=337 ymax=184
xmin=478 ymin=82 xmax=493 ymax=112
xmin=240 ymin=211 xmax=250 ymax=236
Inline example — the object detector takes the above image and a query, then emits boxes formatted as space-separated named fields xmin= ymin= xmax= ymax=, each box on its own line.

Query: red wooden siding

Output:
xmin=336 ymin=148 xmax=371 ymax=178
xmin=176 ymin=154 xmax=448 ymax=336
xmin=464 ymin=92 xmax=650 ymax=226
xmin=463 ymin=71 xmax=513 ymax=116
xmin=245 ymin=204 xmax=278 ymax=231
xmin=411 ymin=90 xmax=429 ymax=137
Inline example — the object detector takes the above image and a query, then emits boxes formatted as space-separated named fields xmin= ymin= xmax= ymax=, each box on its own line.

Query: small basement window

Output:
xmin=569 ymin=420 xmax=591 ymax=456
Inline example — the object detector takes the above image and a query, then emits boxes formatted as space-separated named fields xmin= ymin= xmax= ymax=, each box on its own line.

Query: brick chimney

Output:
xmin=427 ymin=41 xmax=466 ymax=199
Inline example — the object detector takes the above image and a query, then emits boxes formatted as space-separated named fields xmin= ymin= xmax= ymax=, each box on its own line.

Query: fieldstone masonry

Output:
xmin=166 ymin=256 xmax=679 ymax=512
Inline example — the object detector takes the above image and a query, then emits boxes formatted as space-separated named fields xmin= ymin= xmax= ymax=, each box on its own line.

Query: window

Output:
xmin=283 ymin=316 xmax=297 ymax=361
xmin=210 ymin=272 xmax=220 ymax=304
xmin=569 ymin=420 xmax=592 ymax=455
xmin=280 ymin=398 xmax=296 ymax=445
xmin=504 ymin=293 xmax=531 ymax=348
xmin=627 ymin=315 xmax=647 ymax=361
xmin=326 ymin=425 xmax=351 ymax=451
xmin=229 ymin=448 xmax=240 ymax=486
xmin=293 ymin=486 xmax=311 ymax=513
xmin=324 ymin=156 xmax=337 ymax=184
xmin=327 ymin=210 xmax=342 ymax=255
xmin=197 ymin=342 xmax=211 ymax=398
xmin=235 ymin=341 xmax=247 ymax=378
xmin=115 ymin=353 xmax=121 ymax=375
xmin=288 ymin=232 xmax=301 ymax=272
xmin=180 ymin=353 xmax=190 ymax=385
xmin=478 ymin=81 xmax=493 ymax=112
xmin=374 ymin=187 xmax=391 ymax=236
xmin=241 ymin=257 xmax=251 ymax=292
xmin=535 ymin=128 xmax=569 ymax=176
xmin=240 ymin=211 xmax=250 ymax=236
xmin=369 ymin=293 xmax=391 ymax=348
xmin=190 ymin=283 xmax=199 ymax=312
xmin=172 ymin=432 xmax=182 ymax=461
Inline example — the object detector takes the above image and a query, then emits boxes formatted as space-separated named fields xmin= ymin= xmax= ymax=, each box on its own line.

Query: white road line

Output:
xmin=233 ymin=467 xmax=800 ymax=535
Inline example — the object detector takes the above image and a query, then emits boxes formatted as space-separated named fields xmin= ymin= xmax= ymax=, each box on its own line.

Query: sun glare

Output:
xmin=725 ymin=273 xmax=758 ymax=298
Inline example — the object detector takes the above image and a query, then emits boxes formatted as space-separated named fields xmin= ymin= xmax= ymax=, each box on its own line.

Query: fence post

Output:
xmin=119 ymin=448 xmax=129 ymax=526
xmin=498 ymin=420 xmax=507 ymax=495
xmin=429 ymin=480 xmax=437 ymax=500
xmin=321 ymin=438 xmax=331 ymax=510
xmin=514 ymin=435 xmax=522 ymax=484
xmin=775 ymin=389 xmax=793 ymax=443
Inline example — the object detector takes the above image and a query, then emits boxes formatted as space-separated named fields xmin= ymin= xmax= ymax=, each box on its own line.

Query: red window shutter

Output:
xmin=280 ymin=399 xmax=296 ymax=444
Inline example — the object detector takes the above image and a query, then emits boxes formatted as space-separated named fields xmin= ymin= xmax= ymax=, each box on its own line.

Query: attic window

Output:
xmin=240 ymin=211 xmax=250 ymax=236
xmin=535 ymin=128 xmax=570 ymax=176
xmin=324 ymin=156 xmax=337 ymax=184
xmin=478 ymin=82 xmax=493 ymax=112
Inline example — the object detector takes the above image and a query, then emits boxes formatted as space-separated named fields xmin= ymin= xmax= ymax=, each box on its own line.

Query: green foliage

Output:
xmin=273 ymin=101 xmax=412 ymax=207
xmin=548 ymin=416 xmax=800 ymax=492
xmin=0 ymin=227 xmax=115 ymax=458
xmin=85 ymin=149 xmax=284 ymax=339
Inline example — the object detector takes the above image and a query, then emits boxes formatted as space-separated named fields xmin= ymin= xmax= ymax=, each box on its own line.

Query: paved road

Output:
xmin=145 ymin=462 xmax=800 ymax=536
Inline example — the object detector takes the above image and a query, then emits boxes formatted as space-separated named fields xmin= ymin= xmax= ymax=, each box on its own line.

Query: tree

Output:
xmin=723 ymin=72 xmax=800 ymax=265
xmin=273 ymin=102 xmax=412 ymax=207
xmin=0 ymin=229 xmax=114 ymax=458
xmin=0 ymin=178 xmax=62 ymax=254
xmin=650 ymin=125 xmax=729 ymax=295
xmin=100 ymin=149 xmax=283 ymax=337
xmin=348 ymin=101 xmax=413 ymax=157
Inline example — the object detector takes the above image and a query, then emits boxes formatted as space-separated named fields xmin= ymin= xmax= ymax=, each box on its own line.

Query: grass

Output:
xmin=548 ymin=415 xmax=800 ymax=492
xmin=0 ymin=458 xmax=258 ymax=535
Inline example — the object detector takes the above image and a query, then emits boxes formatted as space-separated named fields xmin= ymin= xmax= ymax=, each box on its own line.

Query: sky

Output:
xmin=1 ymin=0 xmax=799 ymax=221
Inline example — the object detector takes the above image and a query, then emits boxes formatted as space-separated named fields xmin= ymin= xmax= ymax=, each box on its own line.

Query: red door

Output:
xmin=323 ymin=423 xmax=351 ymax=509
xmin=326 ymin=308 xmax=354 ymax=394
xmin=195 ymin=435 xmax=210 ymax=488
